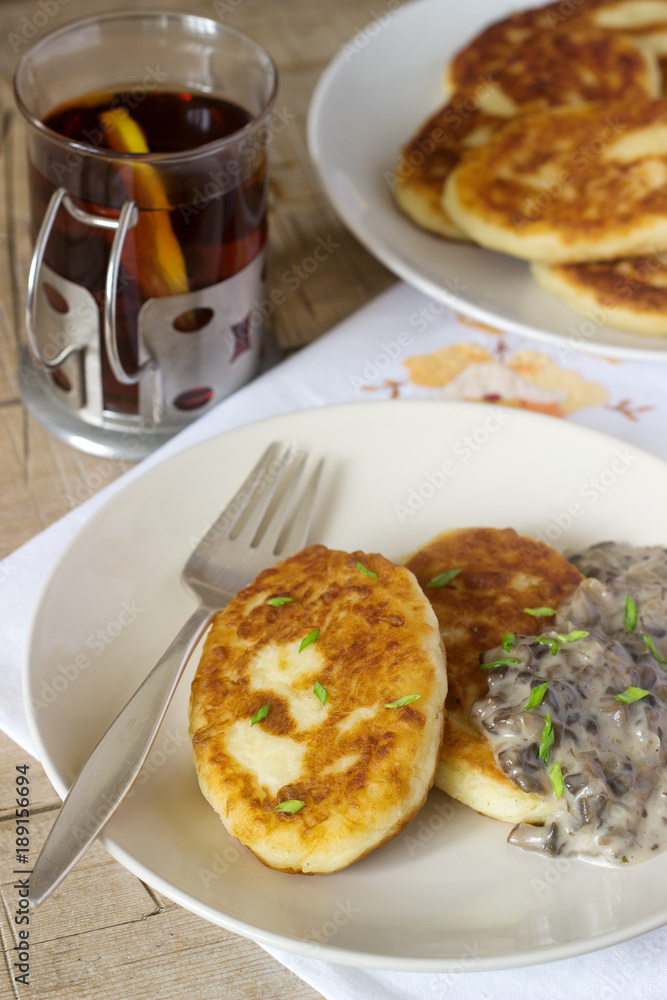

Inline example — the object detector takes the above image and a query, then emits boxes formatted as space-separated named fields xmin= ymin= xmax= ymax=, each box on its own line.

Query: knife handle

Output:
xmin=28 ymin=603 xmax=213 ymax=906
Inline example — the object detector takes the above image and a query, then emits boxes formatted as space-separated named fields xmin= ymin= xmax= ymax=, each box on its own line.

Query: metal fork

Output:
xmin=28 ymin=441 xmax=323 ymax=906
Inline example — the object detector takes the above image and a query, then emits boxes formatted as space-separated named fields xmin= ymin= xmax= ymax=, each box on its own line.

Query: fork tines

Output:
xmin=227 ymin=440 xmax=322 ymax=557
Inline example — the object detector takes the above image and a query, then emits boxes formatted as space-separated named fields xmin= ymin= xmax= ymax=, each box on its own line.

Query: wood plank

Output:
xmin=0 ymin=731 xmax=58 ymax=823
xmin=0 ymin=731 xmax=323 ymax=998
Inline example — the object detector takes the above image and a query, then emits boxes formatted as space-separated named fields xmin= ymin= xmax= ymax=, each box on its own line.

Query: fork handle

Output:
xmin=28 ymin=602 xmax=214 ymax=906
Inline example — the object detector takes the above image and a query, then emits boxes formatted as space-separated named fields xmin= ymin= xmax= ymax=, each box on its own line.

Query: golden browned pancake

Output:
xmin=394 ymin=107 xmax=505 ymax=240
xmin=395 ymin=16 xmax=659 ymax=239
xmin=404 ymin=528 xmax=582 ymax=823
xmin=532 ymin=253 xmax=667 ymax=335
xmin=446 ymin=10 xmax=660 ymax=109
xmin=574 ymin=0 xmax=667 ymax=68
xmin=189 ymin=544 xmax=447 ymax=874
xmin=444 ymin=98 xmax=667 ymax=263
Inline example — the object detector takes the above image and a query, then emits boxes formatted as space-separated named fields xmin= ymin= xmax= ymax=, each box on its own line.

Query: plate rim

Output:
xmin=23 ymin=399 xmax=667 ymax=972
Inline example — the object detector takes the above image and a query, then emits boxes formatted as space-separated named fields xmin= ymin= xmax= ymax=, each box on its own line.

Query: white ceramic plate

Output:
xmin=24 ymin=401 xmax=667 ymax=971
xmin=307 ymin=0 xmax=667 ymax=363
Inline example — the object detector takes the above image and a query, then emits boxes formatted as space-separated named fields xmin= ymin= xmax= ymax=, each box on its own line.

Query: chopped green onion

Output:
xmin=251 ymin=704 xmax=270 ymax=726
xmin=385 ymin=694 xmax=421 ymax=708
xmin=266 ymin=596 xmax=294 ymax=607
xmin=299 ymin=629 xmax=320 ymax=653
xmin=615 ymin=686 xmax=650 ymax=704
xmin=274 ymin=800 xmax=305 ymax=814
xmin=479 ymin=657 xmax=521 ymax=670
xmin=534 ymin=636 xmax=559 ymax=656
xmin=624 ymin=595 xmax=637 ymax=633
xmin=641 ymin=634 xmax=667 ymax=665
xmin=501 ymin=632 xmax=515 ymax=652
xmin=539 ymin=713 xmax=554 ymax=764
xmin=356 ymin=561 xmax=378 ymax=579
xmin=555 ymin=630 xmax=589 ymax=643
xmin=313 ymin=679 xmax=328 ymax=706
xmin=425 ymin=569 xmax=462 ymax=589
xmin=549 ymin=761 xmax=564 ymax=800
xmin=525 ymin=681 xmax=550 ymax=712
xmin=524 ymin=607 xmax=556 ymax=617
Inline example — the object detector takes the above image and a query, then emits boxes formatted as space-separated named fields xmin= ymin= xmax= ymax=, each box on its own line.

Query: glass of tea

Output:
xmin=14 ymin=11 xmax=277 ymax=458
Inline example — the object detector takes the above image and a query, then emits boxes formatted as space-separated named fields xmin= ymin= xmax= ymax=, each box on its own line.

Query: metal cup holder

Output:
xmin=20 ymin=187 xmax=266 ymax=459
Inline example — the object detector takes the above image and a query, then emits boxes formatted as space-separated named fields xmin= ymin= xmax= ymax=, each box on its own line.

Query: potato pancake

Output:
xmin=444 ymin=98 xmax=667 ymax=263
xmin=532 ymin=254 xmax=667 ymax=335
xmin=575 ymin=0 xmax=667 ymax=75
xmin=394 ymin=107 xmax=504 ymax=240
xmin=446 ymin=11 xmax=659 ymax=110
xmin=189 ymin=544 xmax=447 ymax=873
xmin=404 ymin=528 xmax=582 ymax=823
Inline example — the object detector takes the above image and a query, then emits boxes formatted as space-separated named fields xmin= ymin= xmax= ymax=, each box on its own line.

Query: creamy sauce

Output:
xmin=470 ymin=542 xmax=667 ymax=865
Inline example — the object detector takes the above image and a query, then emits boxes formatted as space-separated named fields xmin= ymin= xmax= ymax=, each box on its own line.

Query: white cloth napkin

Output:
xmin=3 ymin=282 xmax=667 ymax=998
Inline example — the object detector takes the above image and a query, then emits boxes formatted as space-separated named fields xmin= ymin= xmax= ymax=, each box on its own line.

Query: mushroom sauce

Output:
xmin=470 ymin=542 xmax=667 ymax=865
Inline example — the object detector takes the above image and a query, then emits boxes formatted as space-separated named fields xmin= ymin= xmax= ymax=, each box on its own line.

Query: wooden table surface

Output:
xmin=0 ymin=1 xmax=396 ymax=996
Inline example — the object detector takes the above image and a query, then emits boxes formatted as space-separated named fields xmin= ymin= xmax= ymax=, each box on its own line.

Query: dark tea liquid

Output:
xmin=32 ymin=90 xmax=267 ymax=414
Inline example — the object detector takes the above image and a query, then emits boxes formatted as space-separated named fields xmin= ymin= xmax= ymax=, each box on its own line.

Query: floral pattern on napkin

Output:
xmin=358 ymin=309 xmax=658 ymax=437
xmin=404 ymin=342 xmax=608 ymax=417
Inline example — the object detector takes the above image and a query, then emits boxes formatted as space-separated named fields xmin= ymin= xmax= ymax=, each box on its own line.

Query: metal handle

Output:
xmin=104 ymin=199 xmax=156 ymax=385
xmin=25 ymin=188 xmax=146 ymax=380
xmin=28 ymin=602 xmax=214 ymax=906
xmin=25 ymin=187 xmax=67 ymax=371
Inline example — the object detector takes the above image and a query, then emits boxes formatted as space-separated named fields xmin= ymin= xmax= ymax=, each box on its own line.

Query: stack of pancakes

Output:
xmin=395 ymin=0 xmax=667 ymax=336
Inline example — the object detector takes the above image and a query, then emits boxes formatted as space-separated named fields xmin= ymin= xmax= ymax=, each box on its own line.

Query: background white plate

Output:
xmin=24 ymin=401 xmax=667 ymax=971
xmin=307 ymin=0 xmax=667 ymax=363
